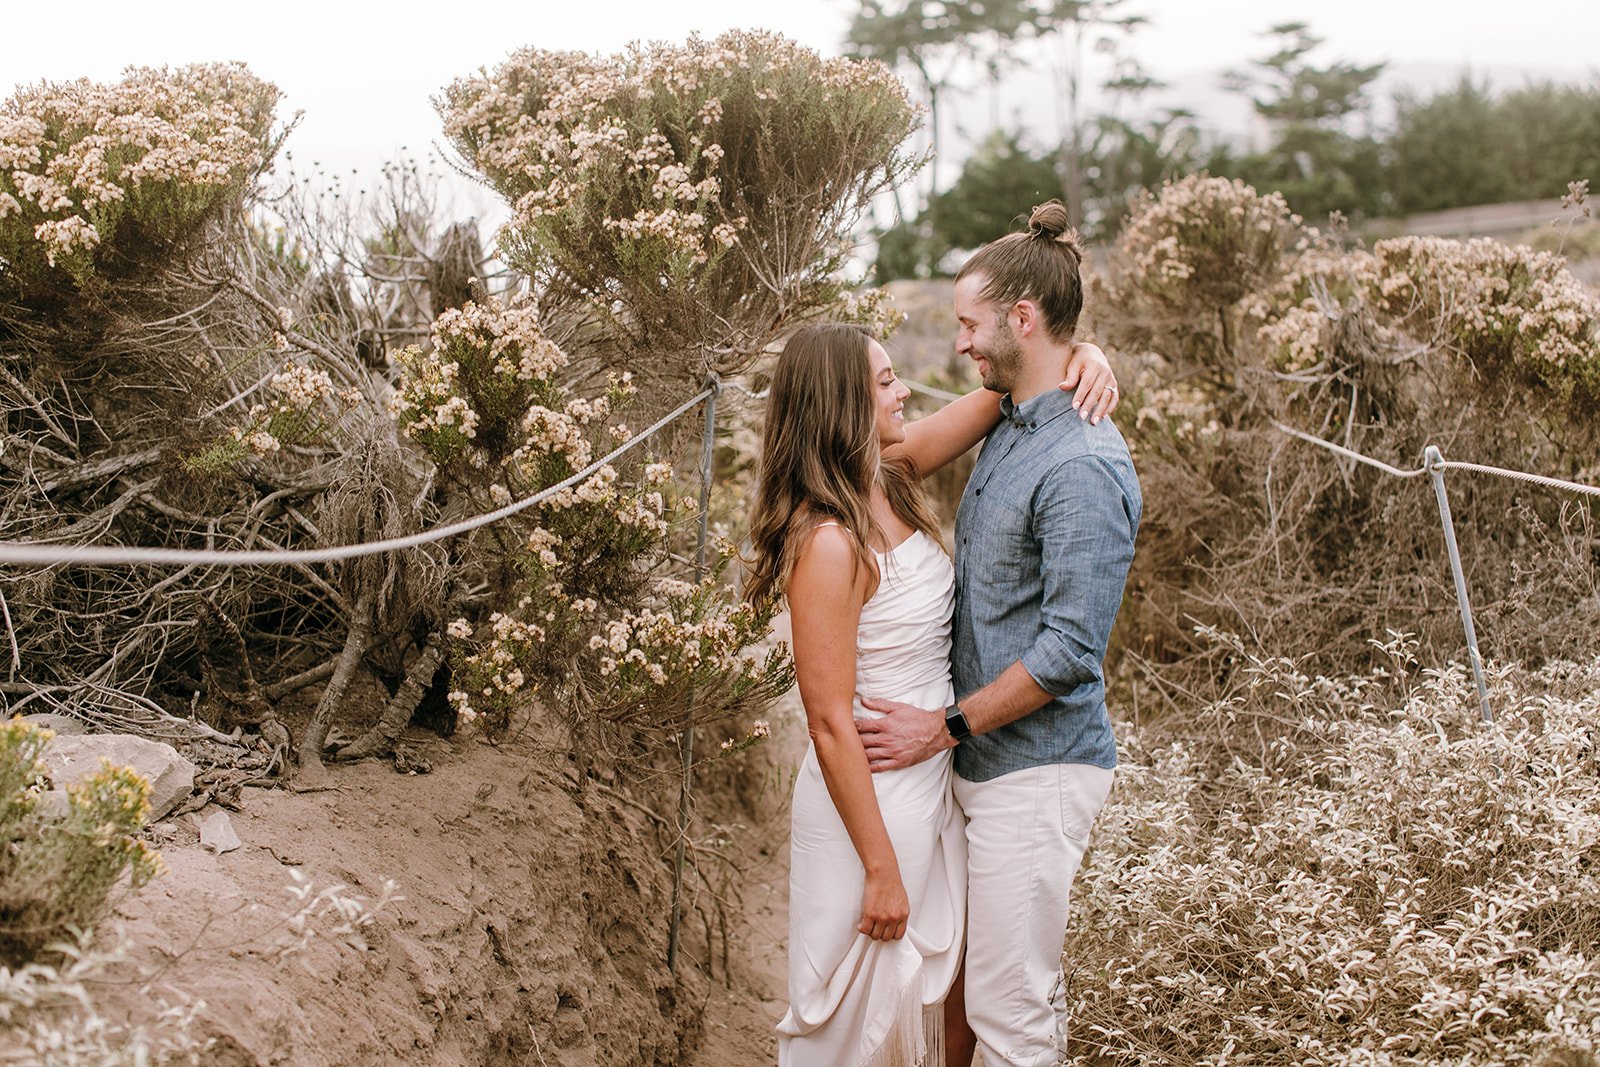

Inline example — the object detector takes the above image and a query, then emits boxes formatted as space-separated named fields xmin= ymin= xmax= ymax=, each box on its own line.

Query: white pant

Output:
xmin=953 ymin=763 xmax=1115 ymax=1067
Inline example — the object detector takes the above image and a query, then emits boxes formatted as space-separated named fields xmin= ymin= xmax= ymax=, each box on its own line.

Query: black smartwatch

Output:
xmin=944 ymin=702 xmax=972 ymax=743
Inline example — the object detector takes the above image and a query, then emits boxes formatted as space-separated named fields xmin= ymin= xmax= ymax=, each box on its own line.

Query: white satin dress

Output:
xmin=777 ymin=529 xmax=968 ymax=1067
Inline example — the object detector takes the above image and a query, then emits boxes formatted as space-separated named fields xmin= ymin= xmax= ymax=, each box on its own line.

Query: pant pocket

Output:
xmin=1059 ymin=765 xmax=1112 ymax=842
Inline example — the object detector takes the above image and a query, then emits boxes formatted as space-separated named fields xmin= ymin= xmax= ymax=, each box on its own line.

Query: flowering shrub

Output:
xmin=437 ymin=31 xmax=918 ymax=372
xmin=1101 ymin=172 xmax=1600 ymax=679
xmin=188 ymin=357 xmax=361 ymax=472
xmin=0 ymin=718 xmax=164 ymax=964
xmin=1067 ymin=645 xmax=1600 ymax=1065
xmin=0 ymin=63 xmax=281 ymax=294
xmin=1109 ymin=175 xmax=1301 ymax=333
xmin=391 ymin=299 xmax=790 ymax=741
xmin=1370 ymin=237 xmax=1600 ymax=415
xmin=391 ymin=299 xmax=568 ymax=468
xmin=449 ymin=565 xmax=789 ymax=743
xmin=1247 ymin=236 xmax=1600 ymax=416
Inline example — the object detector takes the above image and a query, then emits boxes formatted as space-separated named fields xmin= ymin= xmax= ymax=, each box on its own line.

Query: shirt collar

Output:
xmin=999 ymin=387 xmax=1077 ymax=432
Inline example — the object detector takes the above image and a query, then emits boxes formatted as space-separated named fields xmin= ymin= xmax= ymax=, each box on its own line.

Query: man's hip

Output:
xmin=953 ymin=762 xmax=1114 ymax=1066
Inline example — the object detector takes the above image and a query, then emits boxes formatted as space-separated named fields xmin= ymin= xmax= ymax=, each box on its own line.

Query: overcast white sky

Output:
xmin=4 ymin=0 xmax=1594 ymax=218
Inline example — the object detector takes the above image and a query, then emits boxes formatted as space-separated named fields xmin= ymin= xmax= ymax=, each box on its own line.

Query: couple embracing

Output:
xmin=746 ymin=202 xmax=1142 ymax=1067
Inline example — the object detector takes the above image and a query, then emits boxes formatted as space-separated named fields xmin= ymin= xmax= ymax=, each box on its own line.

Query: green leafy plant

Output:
xmin=0 ymin=718 xmax=164 ymax=965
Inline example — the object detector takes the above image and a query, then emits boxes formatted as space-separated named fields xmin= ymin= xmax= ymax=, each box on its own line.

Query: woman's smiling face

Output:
xmin=869 ymin=339 xmax=911 ymax=449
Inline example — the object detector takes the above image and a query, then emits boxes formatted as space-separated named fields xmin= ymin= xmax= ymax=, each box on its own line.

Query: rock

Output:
xmin=20 ymin=712 xmax=89 ymax=736
xmin=197 ymin=810 xmax=241 ymax=854
xmin=42 ymin=733 xmax=198 ymax=821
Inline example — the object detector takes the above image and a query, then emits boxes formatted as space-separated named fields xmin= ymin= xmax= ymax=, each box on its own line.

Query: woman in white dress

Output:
xmin=745 ymin=323 xmax=1115 ymax=1066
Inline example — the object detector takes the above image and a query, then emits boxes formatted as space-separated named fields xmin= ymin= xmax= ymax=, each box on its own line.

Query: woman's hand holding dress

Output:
xmin=860 ymin=867 xmax=910 ymax=942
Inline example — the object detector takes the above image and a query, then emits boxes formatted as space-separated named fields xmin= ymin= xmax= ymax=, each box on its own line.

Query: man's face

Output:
xmin=954 ymin=273 xmax=1023 ymax=394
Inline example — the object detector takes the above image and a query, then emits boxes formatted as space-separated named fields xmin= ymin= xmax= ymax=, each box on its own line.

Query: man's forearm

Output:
xmin=959 ymin=660 xmax=1054 ymax=737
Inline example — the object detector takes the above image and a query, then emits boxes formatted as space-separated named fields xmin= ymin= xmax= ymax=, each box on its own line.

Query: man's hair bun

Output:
xmin=1026 ymin=200 xmax=1083 ymax=256
xmin=1027 ymin=200 xmax=1070 ymax=238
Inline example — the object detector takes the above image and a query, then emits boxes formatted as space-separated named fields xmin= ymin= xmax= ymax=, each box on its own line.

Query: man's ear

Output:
xmin=1013 ymin=299 xmax=1040 ymax=339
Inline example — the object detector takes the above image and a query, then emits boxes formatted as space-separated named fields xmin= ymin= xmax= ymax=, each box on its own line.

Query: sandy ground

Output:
xmin=686 ymin=638 xmax=805 ymax=1066
xmin=7 ymin=652 xmax=811 ymax=1066
xmin=73 ymin=708 xmax=716 ymax=1065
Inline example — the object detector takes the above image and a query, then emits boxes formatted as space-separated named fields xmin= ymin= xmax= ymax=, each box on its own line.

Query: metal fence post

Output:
xmin=668 ymin=377 xmax=719 ymax=974
xmin=1425 ymin=445 xmax=1494 ymax=724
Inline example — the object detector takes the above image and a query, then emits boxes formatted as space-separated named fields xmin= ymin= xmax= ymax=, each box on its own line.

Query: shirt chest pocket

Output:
xmin=963 ymin=489 xmax=1034 ymax=585
xmin=981 ymin=505 xmax=1038 ymax=586
xmin=992 ymin=559 xmax=1025 ymax=584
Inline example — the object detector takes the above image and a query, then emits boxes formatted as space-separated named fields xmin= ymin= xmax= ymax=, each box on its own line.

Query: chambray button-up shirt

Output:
xmin=951 ymin=386 xmax=1142 ymax=782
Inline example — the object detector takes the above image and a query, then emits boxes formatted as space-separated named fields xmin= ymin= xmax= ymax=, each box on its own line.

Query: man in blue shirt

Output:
xmin=858 ymin=201 xmax=1141 ymax=1066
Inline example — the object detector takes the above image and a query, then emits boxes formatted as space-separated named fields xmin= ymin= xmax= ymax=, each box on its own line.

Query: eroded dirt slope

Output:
xmin=97 ymin=731 xmax=705 ymax=1066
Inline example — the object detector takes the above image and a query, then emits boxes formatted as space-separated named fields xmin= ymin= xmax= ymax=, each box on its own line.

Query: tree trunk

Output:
xmin=332 ymin=637 xmax=445 ymax=761
xmin=295 ymin=585 xmax=376 ymax=777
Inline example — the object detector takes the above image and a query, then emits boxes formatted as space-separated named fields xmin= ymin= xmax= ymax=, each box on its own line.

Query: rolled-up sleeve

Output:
xmin=1017 ymin=455 xmax=1139 ymax=696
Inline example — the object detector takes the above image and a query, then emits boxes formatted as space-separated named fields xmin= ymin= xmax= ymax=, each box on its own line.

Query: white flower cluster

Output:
xmin=448 ymin=610 xmax=546 ymax=721
xmin=525 ymin=526 xmax=561 ymax=568
xmin=390 ymin=345 xmax=478 ymax=448
xmin=391 ymin=299 xmax=580 ymax=467
xmin=438 ymin=30 xmax=905 ymax=272
xmin=514 ymin=405 xmax=593 ymax=470
xmin=587 ymin=592 xmax=757 ymax=685
xmin=268 ymin=362 xmax=335 ymax=408
xmin=832 ymin=285 xmax=907 ymax=338
xmin=29 ymin=216 xmax=100 ymax=264
xmin=1129 ymin=372 xmax=1221 ymax=447
xmin=1 ymin=63 xmax=278 ymax=272
xmin=1245 ymin=235 xmax=1600 ymax=381
xmin=431 ymin=300 xmax=566 ymax=382
xmin=1372 ymin=235 xmax=1599 ymax=373
xmin=229 ymin=425 xmax=280 ymax=456
xmin=719 ymin=718 xmax=772 ymax=752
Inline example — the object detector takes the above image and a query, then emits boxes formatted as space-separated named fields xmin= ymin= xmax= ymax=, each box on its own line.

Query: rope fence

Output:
xmin=0 ymin=387 xmax=713 ymax=568
xmin=1270 ymin=421 xmax=1600 ymax=725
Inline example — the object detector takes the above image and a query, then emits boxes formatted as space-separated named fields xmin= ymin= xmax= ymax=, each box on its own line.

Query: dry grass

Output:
xmin=1068 ymin=640 xmax=1600 ymax=1066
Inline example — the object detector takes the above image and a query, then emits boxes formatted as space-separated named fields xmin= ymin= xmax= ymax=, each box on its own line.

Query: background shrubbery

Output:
xmin=1054 ymin=170 xmax=1600 ymax=1066
xmin=0 ymin=37 xmax=911 ymax=1056
xmin=0 ymin=33 xmax=917 ymax=776
xmin=1099 ymin=174 xmax=1599 ymax=696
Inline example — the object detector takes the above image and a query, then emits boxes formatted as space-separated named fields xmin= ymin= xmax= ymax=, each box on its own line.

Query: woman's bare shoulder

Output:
xmin=793 ymin=519 xmax=855 ymax=566
xmin=790 ymin=519 xmax=873 ymax=598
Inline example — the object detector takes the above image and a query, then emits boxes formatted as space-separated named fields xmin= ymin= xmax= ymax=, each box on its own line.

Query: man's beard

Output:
xmin=974 ymin=318 xmax=1023 ymax=394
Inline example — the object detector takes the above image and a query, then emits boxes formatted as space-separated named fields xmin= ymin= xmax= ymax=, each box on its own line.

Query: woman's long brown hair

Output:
xmin=744 ymin=323 xmax=946 ymax=606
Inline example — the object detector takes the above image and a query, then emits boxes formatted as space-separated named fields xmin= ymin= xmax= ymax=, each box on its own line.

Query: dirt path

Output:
xmin=50 ymin=635 xmax=811 ymax=1065
xmin=684 ymin=823 xmax=789 ymax=1065
xmin=688 ymin=615 xmax=804 ymax=1066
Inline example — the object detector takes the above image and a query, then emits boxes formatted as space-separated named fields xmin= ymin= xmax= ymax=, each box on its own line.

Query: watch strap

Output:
xmin=944 ymin=702 xmax=972 ymax=742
